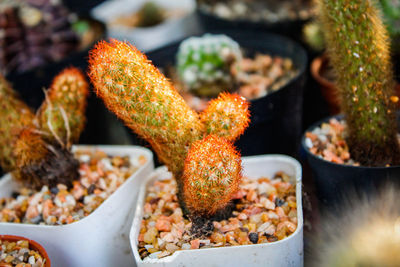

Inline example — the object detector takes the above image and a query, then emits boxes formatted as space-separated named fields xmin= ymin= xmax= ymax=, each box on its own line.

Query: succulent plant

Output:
xmin=0 ymin=68 xmax=88 ymax=189
xmin=0 ymin=0 xmax=79 ymax=74
xmin=88 ymin=39 xmax=250 ymax=231
xmin=38 ymin=67 xmax=89 ymax=147
xmin=176 ymin=34 xmax=242 ymax=97
xmin=136 ymin=1 xmax=166 ymax=27
xmin=318 ymin=0 xmax=400 ymax=166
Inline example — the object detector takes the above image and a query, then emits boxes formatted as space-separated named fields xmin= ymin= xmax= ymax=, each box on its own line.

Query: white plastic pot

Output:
xmin=130 ymin=155 xmax=303 ymax=267
xmin=0 ymin=145 xmax=154 ymax=267
xmin=91 ymin=0 xmax=199 ymax=52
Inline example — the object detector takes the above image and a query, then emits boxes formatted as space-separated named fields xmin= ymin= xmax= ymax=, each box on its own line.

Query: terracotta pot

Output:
xmin=311 ymin=54 xmax=400 ymax=115
xmin=0 ymin=235 xmax=51 ymax=267
xmin=310 ymin=54 xmax=340 ymax=114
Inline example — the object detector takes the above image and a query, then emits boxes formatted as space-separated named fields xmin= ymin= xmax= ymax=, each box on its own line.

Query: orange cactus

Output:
xmin=38 ymin=67 xmax=89 ymax=147
xmin=88 ymin=39 xmax=204 ymax=178
xmin=201 ymin=93 xmax=250 ymax=141
xmin=182 ymin=135 xmax=242 ymax=217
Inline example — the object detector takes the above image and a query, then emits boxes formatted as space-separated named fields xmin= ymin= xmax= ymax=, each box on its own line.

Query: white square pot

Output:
xmin=0 ymin=145 xmax=154 ymax=267
xmin=130 ymin=154 xmax=303 ymax=267
xmin=91 ymin=0 xmax=199 ymax=52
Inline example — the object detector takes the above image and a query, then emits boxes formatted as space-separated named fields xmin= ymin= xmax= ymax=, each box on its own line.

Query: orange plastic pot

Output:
xmin=0 ymin=235 xmax=51 ymax=267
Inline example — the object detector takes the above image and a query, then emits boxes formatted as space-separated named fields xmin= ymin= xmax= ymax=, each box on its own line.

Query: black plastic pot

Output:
xmin=141 ymin=31 xmax=307 ymax=156
xmin=196 ymin=8 xmax=311 ymax=42
xmin=301 ymin=115 xmax=400 ymax=207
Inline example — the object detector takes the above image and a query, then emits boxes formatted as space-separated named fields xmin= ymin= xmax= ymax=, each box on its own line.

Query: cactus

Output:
xmin=176 ymin=34 xmax=242 ymax=97
xmin=12 ymin=128 xmax=79 ymax=189
xmin=0 ymin=70 xmax=86 ymax=189
xmin=182 ymin=135 xmax=241 ymax=217
xmin=201 ymin=93 xmax=249 ymax=141
xmin=0 ymin=75 xmax=36 ymax=171
xmin=136 ymin=1 xmax=165 ymax=27
xmin=318 ymin=0 xmax=400 ymax=166
xmin=88 ymin=39 xmax=250 ymax=224
xmin=38 ymin=67 xmax=89 ymax=147
xmin=88 ymin=39 xmax=204 ymax=180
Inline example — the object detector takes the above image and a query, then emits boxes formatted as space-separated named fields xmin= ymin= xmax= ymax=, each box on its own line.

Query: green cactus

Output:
xmin=318 ymin=0 xmax=400 ymax=166
xmin=176 ymin=34 xmax=242 ymax=97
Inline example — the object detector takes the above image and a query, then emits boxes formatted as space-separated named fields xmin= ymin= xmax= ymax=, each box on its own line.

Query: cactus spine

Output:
xmin=38 ymin=67 xmax=89 ymax=147
xmin=201 ymin=93 xmax=249 ymax=141
xmin=319 ymin=0 xmax=400 ymax=166
xmin=182 ymin=135 xmax=241 ymax=217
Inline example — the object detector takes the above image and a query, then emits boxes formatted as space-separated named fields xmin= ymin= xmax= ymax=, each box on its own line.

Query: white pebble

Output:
xmin=148 ymin=251 xmax=162 ymax=259
xmin=181 ymin=243 xmax=191 ymax=250
xmin=305 ymin=138 xmax=313 ymax=149
xmin=29 ymin=256 xmax=35 ymax=264
xmin=258 ymin=222 xmax=272 ymax=232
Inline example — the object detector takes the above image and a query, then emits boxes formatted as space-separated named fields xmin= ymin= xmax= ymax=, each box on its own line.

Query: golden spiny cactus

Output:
xmin=182 ymin=135 xmax=241 ymax=217
xmin=38 ymin=67 xmax=89 ymax=147
xmin=201 ymin=93 xmax=249 ymax=141
xmin=88 ymin=39 xmax=204 ymax=179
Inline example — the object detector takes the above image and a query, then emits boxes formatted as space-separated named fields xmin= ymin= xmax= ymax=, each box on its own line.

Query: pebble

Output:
xmin=0 ymin=239 xmax=45 ymax=267
xmin=0 ymin=149 xmax=145 ymax=225
xmin=138 ymin=172 xmax=297 ymax=260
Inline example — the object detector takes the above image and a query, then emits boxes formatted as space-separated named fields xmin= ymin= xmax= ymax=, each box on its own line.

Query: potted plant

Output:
xmin=143 ymin=32 xmax=307 ymax=156
xmin=0 ymin=69 xmax=153 ymax=267
xmin=302 ymin=0 xmax=400 ymax=205
xmin=0 ymin=235 xmax=51 ymax=266
xmin=88 ymin=39 xmax=303 ymax=266
xmin=91 ymin=0 xmax=197 ymax=52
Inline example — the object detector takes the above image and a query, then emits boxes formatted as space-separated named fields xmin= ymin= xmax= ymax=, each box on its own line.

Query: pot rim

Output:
xmin=196 ymin=4 xmax=313 ymax=26
xmin=0 ymin=234 xmax=51 ymax=267
xmin=310 ymin=54 xmax=336 ymax=89
xmin=302 ymin=115 xmax=400 ymax=170
xmin=130 ymin=154 xmax=303 ymax=264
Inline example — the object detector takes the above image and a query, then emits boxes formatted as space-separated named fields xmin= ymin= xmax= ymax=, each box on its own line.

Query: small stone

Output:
xmin=181 ymin=243 xmax=191 ymax=250
xmin=166 ymin=243 xmax=179 ymax=253
xmin=258 ymin=222 xmax=271 ymax=232
xmin=249 ymin=232 xmax=258 ymax=244
xmin=148 ymin=251 xmax=161 ymax=259
xmin=190 ymin=239 xmax=200 ymax=249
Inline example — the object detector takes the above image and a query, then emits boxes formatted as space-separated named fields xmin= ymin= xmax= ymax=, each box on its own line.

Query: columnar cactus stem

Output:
xmin=182 ymin=135 xmax=241 ymax=217
xmin=38 ymin=67 xmax=89 ymax=147
xmin=88 ymin=39 xmax=204 ymax=179
xmin=13 ymin=128 xmax=79 ymax=189
xmin=201 ymin=93 xmax=250 ymax=141
xmin=0 ymin=75 xmax=35 ymax=171
xmin=318 ymin=0 xmax=400 ymax=166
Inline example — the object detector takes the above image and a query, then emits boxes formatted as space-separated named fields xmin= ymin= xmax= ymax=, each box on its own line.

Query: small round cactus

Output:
xmin=201 ymin=93 xmax=250 ymax=141
xmin=177 ymin=34 xmax=242 ymax=97
xmin=182 ymin=135 xmax=241 ymax=217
